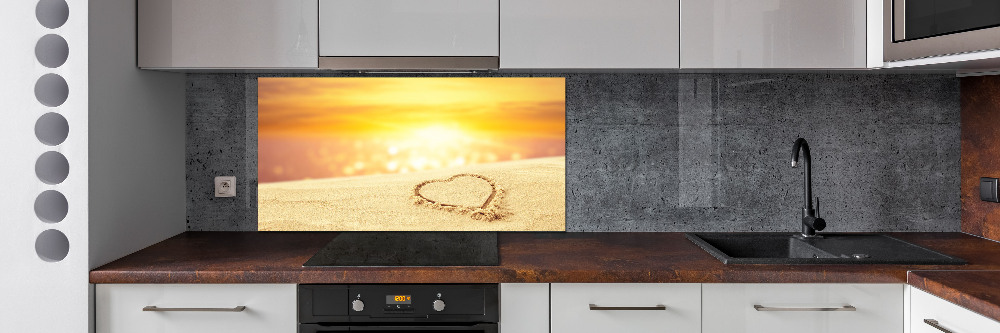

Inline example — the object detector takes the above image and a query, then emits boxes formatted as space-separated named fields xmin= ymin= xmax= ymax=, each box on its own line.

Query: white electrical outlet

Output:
xmin=215 ymin=176 xmax=236 ymax=197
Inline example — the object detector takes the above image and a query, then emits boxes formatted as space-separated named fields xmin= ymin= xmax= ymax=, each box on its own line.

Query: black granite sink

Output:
xmin=686 ymin=233 xmax=966 ymax=265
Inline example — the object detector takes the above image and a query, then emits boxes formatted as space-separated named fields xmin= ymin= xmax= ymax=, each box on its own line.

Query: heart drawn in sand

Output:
xmin=411 ymin=173 xmax=506 ymax=221
xmin=414 ymin=174 xmax=497 ymax=209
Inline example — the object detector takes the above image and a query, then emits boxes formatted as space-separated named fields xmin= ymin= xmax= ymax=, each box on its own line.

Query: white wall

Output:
xmin=0 ymin=0 xmax=185 ymax=331
xmin=0 ymin=0 xmax=90 ymax=331
xmin=88 ymin=0 xmax=186 ymax=270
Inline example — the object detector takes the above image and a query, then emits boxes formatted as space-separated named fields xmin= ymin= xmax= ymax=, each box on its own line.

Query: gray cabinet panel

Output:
xmin=138 ymin=0 xmax=318 ymax=69
xmin=681 ymin=0 xmax=869 ymax=68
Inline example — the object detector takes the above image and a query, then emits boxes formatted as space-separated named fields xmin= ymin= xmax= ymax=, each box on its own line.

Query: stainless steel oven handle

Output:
xmin=589 ymin=304 xmax=666 ymax=311
xmin=753 ymin=305 xmax=856 ymax=312
xmin=924 ymin=319 xmax=956 ymax=333
xmin=143 ymin=305 xmax=247 ymax=312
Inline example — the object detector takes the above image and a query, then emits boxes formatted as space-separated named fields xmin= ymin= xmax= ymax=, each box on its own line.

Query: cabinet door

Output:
xmin=319 ymin=0 xmax=499 ymax=57
xmin=911 ymin=287 xmax=1000 ymax=333
xmin=500 ymin=284 xmax=549 ymax=333
xmin=96 ymin=284 xmax=297 ymax=333
xmin=501 ymin=0 xmax=680 ymax=69
xmin=551 ymin=283 xmax=700 ymax=333
xmin=681 ymin=0 xmax=868 ymax=68
xmin=702 ymin=283 xmax=903 ymax=333
xmin=138 ymin=0 xmax=318 ymax=69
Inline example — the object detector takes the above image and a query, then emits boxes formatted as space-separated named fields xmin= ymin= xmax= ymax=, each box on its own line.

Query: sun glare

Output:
xmin=411 ymin=125 xmax=468 ymax=147
xmin=258 ymin=77 xmax=566 ymax=183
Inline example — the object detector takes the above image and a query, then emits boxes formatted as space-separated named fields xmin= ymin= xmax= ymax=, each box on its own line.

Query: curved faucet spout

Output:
xmin=791 ymin=138 xmax=824 ymax=237
xmin=791 ymin=138 xmax=811 ymax=210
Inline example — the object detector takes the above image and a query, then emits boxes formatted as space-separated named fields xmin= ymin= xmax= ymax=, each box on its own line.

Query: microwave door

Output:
xmin=896 ymin=0 xmax=1000 ymax=42
xmin=884 ymin=0 xmax=1000 ymax=61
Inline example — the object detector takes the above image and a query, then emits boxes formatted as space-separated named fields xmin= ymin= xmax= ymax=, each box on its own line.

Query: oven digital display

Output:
xmin=386 ymin=295 xmax=412 ymax=304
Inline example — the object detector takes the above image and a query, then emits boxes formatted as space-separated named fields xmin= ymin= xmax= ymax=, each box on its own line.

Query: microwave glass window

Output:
xmin=904 ymin=0 xmax=1000 ymax=40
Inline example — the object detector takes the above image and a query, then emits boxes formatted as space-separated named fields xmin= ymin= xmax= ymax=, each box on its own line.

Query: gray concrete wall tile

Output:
xmin=185 ymin=73 xmax=960 ymax=232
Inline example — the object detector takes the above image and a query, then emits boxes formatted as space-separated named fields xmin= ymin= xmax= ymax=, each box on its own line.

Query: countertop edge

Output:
xmin=908 ymin=270 xmax=1000 ymax=324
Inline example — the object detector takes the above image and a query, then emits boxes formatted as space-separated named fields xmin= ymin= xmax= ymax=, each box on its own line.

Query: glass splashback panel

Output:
xmin=257 ymin=77 xmax=566 ymax=231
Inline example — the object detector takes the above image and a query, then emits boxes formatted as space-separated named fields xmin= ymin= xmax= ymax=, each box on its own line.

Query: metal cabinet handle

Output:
xmin=753 ymin=305 xmax=856 ymax=312
xmin=589 ymin=304 xmax=666 ymax=311
xmin=924 ymin=319 xmax=955 ymax=333
xmin=143 ymin=306 xmax=246 ymax=312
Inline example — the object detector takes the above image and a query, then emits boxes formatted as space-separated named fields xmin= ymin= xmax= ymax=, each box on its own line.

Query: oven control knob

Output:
xmin=432 ymin=299 xmax=446 ymax=312
xmin=352 ymin=299 xmax=364 ymax=312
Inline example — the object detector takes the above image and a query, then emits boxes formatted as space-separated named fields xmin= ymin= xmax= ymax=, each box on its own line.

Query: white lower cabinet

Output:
xmin=500 ymin=283 xmax=549 ymax=333
xmin=100 ymin=282 xmax=1000 ymax=333
xmin=910 ymin=287 xmax=1000 ymax=333
xmin=551 ymin=283 xmax=702 ymax=333
xmin=702 ymin=283 xmax=903 ymax=333
xmin=95 ymin=284 xmax=297 ymax=333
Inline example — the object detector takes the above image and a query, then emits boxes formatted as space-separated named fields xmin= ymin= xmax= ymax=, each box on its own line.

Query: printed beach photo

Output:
xmin=257 ymin=77 xmax=566 ymax=231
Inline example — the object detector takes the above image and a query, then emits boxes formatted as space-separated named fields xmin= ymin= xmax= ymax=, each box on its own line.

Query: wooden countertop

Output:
xmin=91 ymin=231 xmax=1000 ymax=284
xmin=90 ymin=232 xmax=1000 ymax=322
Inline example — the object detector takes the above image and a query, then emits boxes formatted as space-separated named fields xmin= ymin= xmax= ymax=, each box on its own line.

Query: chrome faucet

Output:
xmin=791 ymin=138 xmax=825 ymax=238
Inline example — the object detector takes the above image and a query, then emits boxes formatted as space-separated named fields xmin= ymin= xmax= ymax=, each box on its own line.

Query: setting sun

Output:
xmin=257 ymin=77 xmax=566 ymax=183
xmin=411 ymin=125 xmax=467 ymax=147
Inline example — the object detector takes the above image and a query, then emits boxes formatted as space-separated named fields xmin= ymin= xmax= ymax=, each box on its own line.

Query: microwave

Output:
xmin=884 ymin=0 xmax=1000 ymax=62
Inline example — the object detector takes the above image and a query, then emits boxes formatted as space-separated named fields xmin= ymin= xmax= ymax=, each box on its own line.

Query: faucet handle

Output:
xmin=815 ymin=197 xmax=820 ymax=218
xmin=812 ymin=216 xmax=827 ymax=231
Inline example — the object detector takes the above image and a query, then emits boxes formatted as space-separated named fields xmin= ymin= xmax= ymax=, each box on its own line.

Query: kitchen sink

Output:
xmin=686 ymin=233 xmax=966 ymax=265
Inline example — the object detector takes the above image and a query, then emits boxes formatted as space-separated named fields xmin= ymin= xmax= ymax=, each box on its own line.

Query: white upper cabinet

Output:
xmin=137 ymin=0 xmax=318 ymax=69
xmin=135 ymin=0 xmax=885 ymax=70
xmin=319 ymin=0 xmax=499 ymax=57
xmin=681 ymin=0 xmax=874 ymax=68
xmin=500 ymin=0 xmax=680 ymax=69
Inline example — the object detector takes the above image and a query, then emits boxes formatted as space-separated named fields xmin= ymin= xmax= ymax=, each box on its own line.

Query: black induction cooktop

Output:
xmin=303 ymin=232 xmax=499 ymax=267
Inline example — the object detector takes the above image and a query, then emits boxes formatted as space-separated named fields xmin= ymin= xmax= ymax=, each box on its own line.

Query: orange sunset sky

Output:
xmin=258 ymin=77 xmax=566 ymax=183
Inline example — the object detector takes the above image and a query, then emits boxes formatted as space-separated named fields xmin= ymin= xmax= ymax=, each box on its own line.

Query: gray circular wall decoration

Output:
xmin=35 ymin=112 xmax=69 ymax=146
xmin=35 ymin=151 xmax=69 ymax=185
xmin=35 ymin=229 xmax=69 ymax=262
xmin=34 ymin=190 xmax=68 ymax=223
xmin=34 ymin=73 xmax=69 ymax=107
xmin=35 ymin=0 xmax=69 ymax=29
xmin=34 ymin=0 xmax=72 ymax=266
xmin=35 ymin=34 xmax=68 ymax=68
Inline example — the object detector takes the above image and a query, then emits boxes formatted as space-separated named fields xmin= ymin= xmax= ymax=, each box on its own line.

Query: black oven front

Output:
xmin=300 ymin=323 xmax=497 ymax=332
xmin=299 ymin=284 xmax=498 ymax=333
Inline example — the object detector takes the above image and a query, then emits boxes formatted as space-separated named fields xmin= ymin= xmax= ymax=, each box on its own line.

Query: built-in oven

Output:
xmin=299 ymin=284 xmax=498 ymax=333
xmin=884 ymin=0 xmax=1000 ymax=61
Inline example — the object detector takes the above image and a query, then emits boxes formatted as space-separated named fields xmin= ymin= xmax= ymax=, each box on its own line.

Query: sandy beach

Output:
xmin=258 ymin=156 xmax=565 ymax=231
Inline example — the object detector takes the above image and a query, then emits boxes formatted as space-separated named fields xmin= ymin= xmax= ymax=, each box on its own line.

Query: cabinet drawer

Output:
xmin=911 ymin=288 xmax=1000 ymax=333
xmin=702 ymin=283 xmax=902 ymax=333
xmin=550 ymin=283 xmax=700 ymax=333
xmin=96 ymin=284 xmax=296 ymax=333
